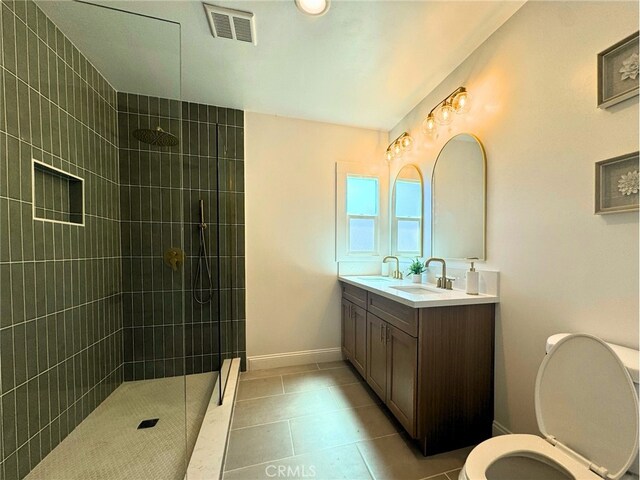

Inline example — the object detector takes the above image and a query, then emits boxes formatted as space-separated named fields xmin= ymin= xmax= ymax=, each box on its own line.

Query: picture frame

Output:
xmin=595 ymin=152 xmax=639 ymax=215
xmin=597 ymin=31 xmax=639 ymax=109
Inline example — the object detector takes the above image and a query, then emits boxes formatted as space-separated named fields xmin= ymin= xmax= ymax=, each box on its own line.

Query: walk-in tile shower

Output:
xmin=0 ymin=1 xmax=245 ymax=479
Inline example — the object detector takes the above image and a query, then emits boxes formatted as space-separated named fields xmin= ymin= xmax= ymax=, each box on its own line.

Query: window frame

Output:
xmin=336 ymin=162 xmax=388 ymax=262
xmin=391 ymin=172 xmax=423 ymax=258
xmin=345 ymin=173 xmax=380 ymax=256
xmin=346 ymin=174 xmax=379 ymax=255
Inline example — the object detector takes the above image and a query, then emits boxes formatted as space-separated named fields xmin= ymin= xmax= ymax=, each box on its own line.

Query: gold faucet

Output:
xmin=425 ymin=257 xmax=451 ymax=289
xmin=383 ymin=256 xmax=403 ymax=279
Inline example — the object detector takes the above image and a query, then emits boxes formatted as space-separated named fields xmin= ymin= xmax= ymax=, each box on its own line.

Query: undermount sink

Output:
xmin=356 ymin=276 xmax=393 ymax=282
xmin=390 ymin=285 xmax=442 ymax=294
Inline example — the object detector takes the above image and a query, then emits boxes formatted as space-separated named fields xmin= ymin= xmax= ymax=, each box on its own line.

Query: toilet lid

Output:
xmin=535 ymin=334 xmax=639 ymax=480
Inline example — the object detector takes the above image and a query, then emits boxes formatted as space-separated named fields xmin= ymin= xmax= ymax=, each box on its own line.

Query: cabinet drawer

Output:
xmin=342 ymin=283 xmax=367 ymax=309
xmin=368 ymin=293 xmax=418 ymax=337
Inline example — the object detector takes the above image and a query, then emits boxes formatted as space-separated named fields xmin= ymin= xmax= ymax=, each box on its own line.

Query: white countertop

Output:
xmin=339 ymin=275 xmax=500 ymax=308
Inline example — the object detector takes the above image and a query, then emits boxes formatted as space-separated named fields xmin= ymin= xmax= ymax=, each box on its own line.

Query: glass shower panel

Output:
xmin=181 ymin=105 xmax=223 ymax=413
xmin=7 ymin=2 xmax=200 ymax=479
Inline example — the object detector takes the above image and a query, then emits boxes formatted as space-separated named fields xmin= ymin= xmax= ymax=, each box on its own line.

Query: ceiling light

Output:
xmin=295 ymin=0 xmax=330 ymax=16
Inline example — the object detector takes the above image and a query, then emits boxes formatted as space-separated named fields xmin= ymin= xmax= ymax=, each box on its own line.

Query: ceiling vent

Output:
xmin=203 ymin=4 xmax=257 ymax=45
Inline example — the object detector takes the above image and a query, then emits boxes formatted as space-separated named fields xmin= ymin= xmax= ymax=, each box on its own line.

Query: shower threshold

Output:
xmin=186 ymin=358 xmax=241 ymax=480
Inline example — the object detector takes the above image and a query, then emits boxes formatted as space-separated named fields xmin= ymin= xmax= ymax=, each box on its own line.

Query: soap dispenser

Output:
xmin=466 ymin=257 xmax=479 ymax=295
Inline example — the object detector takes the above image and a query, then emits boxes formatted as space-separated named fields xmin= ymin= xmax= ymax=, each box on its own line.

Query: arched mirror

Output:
xmin=432 ymin=133 xmax=486 ymax=260
xmin=391 ymin=164 xmax=423 ymax=257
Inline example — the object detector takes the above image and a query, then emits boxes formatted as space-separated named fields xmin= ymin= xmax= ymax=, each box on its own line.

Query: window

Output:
xmin=346 ymin=176 xmax=378 ymax=254
xmin=393 ymin=179 xmax=421 ymax=255
xmin=335 ymin=162 xmax=388 ymax=262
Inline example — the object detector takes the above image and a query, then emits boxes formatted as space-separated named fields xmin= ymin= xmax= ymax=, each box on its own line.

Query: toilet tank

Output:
xmin=546 ymin=334 xmax=640 ymax=477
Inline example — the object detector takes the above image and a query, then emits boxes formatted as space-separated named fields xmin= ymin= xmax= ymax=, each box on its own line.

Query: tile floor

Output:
xmin=223 ymin=362 xmax=471 ymax=480
xmin=27 ymin=373 xmax=216 ymax=480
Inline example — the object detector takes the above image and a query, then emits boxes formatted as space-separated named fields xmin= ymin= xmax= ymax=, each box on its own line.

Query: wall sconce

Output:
xmin=421 ymin=86 xmax=471 ymax=139
xmin=385 ymin=132 xmax=413 ymax=162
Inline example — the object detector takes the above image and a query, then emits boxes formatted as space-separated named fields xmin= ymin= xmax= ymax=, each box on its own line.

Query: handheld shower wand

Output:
xmin=193 ymin=199 xmax=213 ymax=304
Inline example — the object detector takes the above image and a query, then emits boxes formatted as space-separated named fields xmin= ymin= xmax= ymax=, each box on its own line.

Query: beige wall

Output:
xmin=245 ymin=113 xmax=387 ymax=358
xmin=390 ymin=1 xmax=639 ymax=434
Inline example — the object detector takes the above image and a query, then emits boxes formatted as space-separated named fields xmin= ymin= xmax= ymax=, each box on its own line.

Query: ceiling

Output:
xmin=39 ymin=0 xmax=525 ymax=130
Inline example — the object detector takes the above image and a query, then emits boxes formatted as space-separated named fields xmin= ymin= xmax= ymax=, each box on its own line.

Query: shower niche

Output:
xmin=32 ymin=160 xmax=84 ymax=225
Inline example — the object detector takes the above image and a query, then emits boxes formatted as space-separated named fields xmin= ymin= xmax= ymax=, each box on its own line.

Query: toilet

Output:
xmin=459 ymin=333 xmax=639 ymax=480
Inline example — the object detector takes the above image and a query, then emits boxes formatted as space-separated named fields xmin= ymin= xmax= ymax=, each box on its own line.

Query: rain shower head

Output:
xmin=132 ymin=126 xmax=179 ymax=147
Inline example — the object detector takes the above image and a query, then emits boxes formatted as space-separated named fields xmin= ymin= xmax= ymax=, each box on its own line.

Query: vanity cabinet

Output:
xmin=386 ymin=323 xmax=418 ymax=436
xmin=341 ymin=282 xmax=495 ymax=456
xmin=341 ymin=298 xmax=355 ymax=360
xmin=366 ymin=311 xmax=418 ymax=436
xmin=365 ymin=313 xmax=387 ymax=398
xmin=342 ymin=289 xmax=367 ymax=376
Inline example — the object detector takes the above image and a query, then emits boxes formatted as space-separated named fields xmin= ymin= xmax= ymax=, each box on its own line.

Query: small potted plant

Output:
xmin=408 ymin=258 xmax=425 ymax=283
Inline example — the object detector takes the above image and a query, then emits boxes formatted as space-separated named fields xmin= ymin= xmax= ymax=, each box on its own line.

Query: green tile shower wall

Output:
xmin=1 ymin=1 xmax=247 ymax=477
xmin=118 ymin=94 xmax=246 ymax=380
xmin=0 ymin=1 xmax=122 ymax=479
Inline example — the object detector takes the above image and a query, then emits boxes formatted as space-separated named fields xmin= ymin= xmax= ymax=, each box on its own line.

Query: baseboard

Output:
xmin=247 ymin=348 xmax=344 ymax=371
xmin=492 ymin=420 xmax=512 ymax=437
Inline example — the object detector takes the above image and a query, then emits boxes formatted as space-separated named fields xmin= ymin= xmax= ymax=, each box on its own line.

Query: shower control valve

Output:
xmin=163 ymin=247 xmax=185 ymax=272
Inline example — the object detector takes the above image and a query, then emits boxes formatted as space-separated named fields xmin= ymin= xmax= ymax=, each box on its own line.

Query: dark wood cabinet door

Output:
xmin=352 ymin=304 xmax=367 ymax=377
xmin=386 ymin=324 xmax=418 ymax=437
xmin=366 ymin=312 xmax=387 ymax=399
xmin=341 ymin=299 xmax=355 ymax=360
xmin=418 ymin=304 xmax=495 ymax=454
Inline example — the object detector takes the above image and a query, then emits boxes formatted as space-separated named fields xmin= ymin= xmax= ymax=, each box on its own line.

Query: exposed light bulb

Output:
xmin=435 ymin=102 xmax=454 ymax=125
xmin=453 ymin=90 xmax=471 ymax=114
xmin=420 ymin=87 xmax=470 ymax=136
xmin=385 ymin=150 xmax=394 ymax=162
xmin=422 ymin=114 xmax=437 ymax=135
xmin=385 ymin=131 xmax=413 ymax=162
xmin=400 ymin=134 xmax=413 ymax=150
